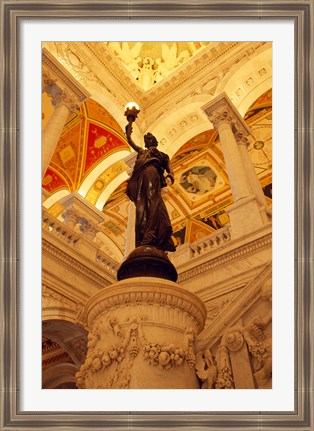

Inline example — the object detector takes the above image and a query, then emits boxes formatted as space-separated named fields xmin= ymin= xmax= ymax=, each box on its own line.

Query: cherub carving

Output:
xmin=108 ymin=42 xmax=142 ymax=79
xmin=195 ymin=349 xmax=217 ymax=389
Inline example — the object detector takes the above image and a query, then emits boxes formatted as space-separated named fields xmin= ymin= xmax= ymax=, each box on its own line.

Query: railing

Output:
xmin=170 ymin=225 xmax=232 ymax=267
xmin=42 ymin=209 xmax=119 ymax=277
xmin=95 ymin=250 xmax=119 ymax=274
xmin=190 ymin=225 xmax=231 ymax=257
xmin=42 ymin=210 xmax=81 ymax=248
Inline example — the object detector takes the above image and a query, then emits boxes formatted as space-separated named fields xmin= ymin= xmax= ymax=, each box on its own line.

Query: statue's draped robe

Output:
xmin=126 ymin=147 xmax=176 ymax=252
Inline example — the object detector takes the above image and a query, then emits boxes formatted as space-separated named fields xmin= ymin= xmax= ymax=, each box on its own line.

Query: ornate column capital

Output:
xmin=61 ymin=208 xmax=80 ymax=228
xmin=42 ymin=47 xmax=90 ymax=107
xmin=234 ymin=131 xmax=250 ymax=147
xmin=202 ymin=92 xmax=252 ymax=137
xmin=79 ymin=218 xmax=99 ymax=240
xmin=206 ymin=108 xmax=234 ymax=130
xmin=42 ymin=71 xmax=81 ymax=114
xmin=51 ymin=90 xmax=80 ymax=114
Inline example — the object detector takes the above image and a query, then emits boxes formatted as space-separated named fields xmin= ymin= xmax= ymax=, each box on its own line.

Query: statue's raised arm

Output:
xmin=125 ymin=124 xmax=142 ymax=153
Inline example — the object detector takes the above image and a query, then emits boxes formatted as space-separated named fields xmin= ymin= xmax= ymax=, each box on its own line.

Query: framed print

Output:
xmin=1 ymin=1 xmax=313 ymax=430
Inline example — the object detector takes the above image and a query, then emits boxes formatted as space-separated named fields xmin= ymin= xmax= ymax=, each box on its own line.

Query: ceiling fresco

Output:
xmin=104 ymin=41 xmax=210 ymax=91
xmin=42 ymin=98 xmax=129 ymax=194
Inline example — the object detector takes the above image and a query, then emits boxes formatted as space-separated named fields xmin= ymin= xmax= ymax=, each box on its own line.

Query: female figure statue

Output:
xmin=125 ymin=124 xmax=176 ymax=252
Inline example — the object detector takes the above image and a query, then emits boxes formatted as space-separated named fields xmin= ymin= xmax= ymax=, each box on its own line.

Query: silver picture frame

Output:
xmin=1 ymin=1 xmax=313 ymax=429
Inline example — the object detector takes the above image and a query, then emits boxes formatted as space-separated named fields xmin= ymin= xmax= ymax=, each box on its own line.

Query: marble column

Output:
xmin=42 ymin=88 xmax=78 ymax=177
xmin=202 ymin=96 xmax=252 ymax=202
xmin=236 ymin=132 xmax=267 ymax=203
xmin=235 ymin=132 xmax=270 ymax=223
xmin=42 ymin=48 xmax=90 ymax=178
xmin=202 ymin=93 xmax=265 ymax=237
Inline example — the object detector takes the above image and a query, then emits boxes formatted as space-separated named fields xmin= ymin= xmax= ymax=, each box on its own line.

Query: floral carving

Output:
xmin=243 ymin=314 xmax=272 ymax=386
xmin=196 ymin=278 xmax=272 ymax=390
xmin=224 ymin=330 xmax=244 ymax=352
xmin=215 ymin=345 xmax=235 ymax=389
xmin=76 ymin=318 xmax=141 ymax=389
xmin=141 ymin=326 xmax=196 ymax=370
xmin=143 ymin=343 xmax=162 ymax=365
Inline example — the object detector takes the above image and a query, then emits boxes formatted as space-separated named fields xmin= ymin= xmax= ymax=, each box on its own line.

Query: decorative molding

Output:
xmin=42 ymin=238 xmax=112 ymax=287
xmin=195 ymin=262 xmax=272 ymax=351
xmin=205 ymin=288 xmax=245 ymax=321
xmin=42 ymin=285 xmax=75 ymax=309
xmin=178 ymin=231 xmax=272 ymax=282
xmin=202 ymin=92 xmax=251 ymax=136
xmin=83 ymin=279 xmax=207 ymax=332
xmin=84 ymin=41 xmax=269 ymax=112
xmin=42 ymin=47 xmax=90 ymax=103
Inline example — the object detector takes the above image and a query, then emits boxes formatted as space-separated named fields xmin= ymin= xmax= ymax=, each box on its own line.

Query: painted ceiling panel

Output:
xmin=43 ymin=99 xmax=129 ymax=194
xmin=42 ymin=167 xmax=68 ymax=193
xmin=84 ymin=122 xmax=128 ymax=176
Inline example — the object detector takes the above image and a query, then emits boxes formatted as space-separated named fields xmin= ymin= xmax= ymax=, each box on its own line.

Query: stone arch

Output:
xmin=216 ymin=45 xmax=272 ymax=116
xmin=42 ymin=286 xmax=80 ymax=325
xmin=42 ymin=319 xmax=88 ymax=367
xmin=42 ymin=362 xmax=79 ymax=389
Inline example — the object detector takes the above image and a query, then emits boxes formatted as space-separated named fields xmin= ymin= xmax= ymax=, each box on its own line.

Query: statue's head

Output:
xmin=144 ymin=132 xmax=158 ymax=148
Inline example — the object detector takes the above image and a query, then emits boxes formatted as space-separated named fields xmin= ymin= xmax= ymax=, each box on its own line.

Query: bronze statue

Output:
xmin=125 ymin=124 xmax=176 ymax=252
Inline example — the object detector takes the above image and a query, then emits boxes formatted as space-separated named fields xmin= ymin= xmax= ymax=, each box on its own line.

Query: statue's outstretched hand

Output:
xmin=165 ymin=174 xmax=174 ymax=185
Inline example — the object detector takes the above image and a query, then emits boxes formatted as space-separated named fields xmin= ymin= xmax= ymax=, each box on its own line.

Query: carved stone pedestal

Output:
xmin=76 ymin=277 xmax=207 ymax=389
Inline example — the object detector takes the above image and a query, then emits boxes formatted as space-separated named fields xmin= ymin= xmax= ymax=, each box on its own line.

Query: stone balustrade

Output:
xmin=42 ymin=210 xmax=81 ymax=248
xmin=42 ymin=209 xmax=118 ymax=279
xmin=170 ymin=225 xmax=232 ymax=267
xmin=189 ymin=225 xmax=231 ymax=256
xmin=95 ymin=251 xmax=119 ymax=275
xmin=43 ymin=207 xmax=271 ymax=284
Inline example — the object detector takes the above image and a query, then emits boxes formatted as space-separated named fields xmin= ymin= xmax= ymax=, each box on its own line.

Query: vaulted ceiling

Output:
xmin=42 ymin=41 xmax=272 ymax=262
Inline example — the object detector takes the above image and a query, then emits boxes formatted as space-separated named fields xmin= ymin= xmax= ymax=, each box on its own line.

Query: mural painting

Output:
xmin=172 ymin=226 xmax=186 ymax=247
xmin=196 ymin=210 xmax=230 ymax=231
xmin=180 ymin=166 xmax=217 ymax=195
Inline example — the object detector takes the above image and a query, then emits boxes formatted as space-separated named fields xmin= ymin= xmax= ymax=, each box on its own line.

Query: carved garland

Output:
xmin=76 ymin=319 xmax=197 ymax=389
